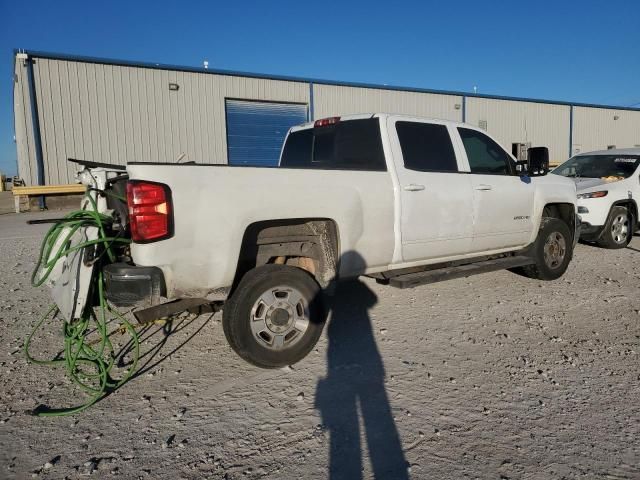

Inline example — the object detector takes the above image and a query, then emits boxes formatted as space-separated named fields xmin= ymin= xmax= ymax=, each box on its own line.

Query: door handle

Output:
xmin=403 ymin=184 xmax=425 ymax=191
xmin=474 ymin=184 xmax=492 ymax=191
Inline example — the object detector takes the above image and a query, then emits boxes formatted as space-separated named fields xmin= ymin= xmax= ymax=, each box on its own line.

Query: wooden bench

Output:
xmin=12 ymin=184 xmax=86 ymax=213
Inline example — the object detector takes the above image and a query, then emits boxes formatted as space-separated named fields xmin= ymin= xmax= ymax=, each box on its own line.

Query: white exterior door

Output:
xmin=454 ymin=127 xmax=535 ymax=252
xmin=388 ymin=117 xmax=474 ymax=263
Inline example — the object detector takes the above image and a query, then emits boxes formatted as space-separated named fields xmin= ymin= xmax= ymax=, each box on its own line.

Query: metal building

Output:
xmin=13 ymin=50 xmax=640 ymax=186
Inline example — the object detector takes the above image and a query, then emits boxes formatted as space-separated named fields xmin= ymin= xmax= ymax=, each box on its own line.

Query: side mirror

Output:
xmin=527 ymin=147 xmax=549 ymax=176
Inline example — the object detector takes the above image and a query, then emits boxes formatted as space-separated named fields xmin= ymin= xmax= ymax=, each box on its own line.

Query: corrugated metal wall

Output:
xmin=465 ymin=97 xmax=570 ymax=165
xmin=572 ymin=107 xmax=640 ymax=155
xmin=313 ymin=84 xmax=463 ymax=122
xmin=16 ymin=57 xmax=309 ymax=185
xmin=13 ymin=53 xmax=640 ymax=185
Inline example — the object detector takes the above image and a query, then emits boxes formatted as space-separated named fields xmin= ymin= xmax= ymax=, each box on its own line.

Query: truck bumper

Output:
xmin=577 ymin=198 xmax=610 ymax=228
xmin=103 ymin=263 xmax=166 ymax=307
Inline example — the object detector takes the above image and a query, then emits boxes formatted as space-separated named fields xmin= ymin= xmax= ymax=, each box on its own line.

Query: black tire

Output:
xmin=596 ymin=206 xmax=632 ymax=249
xmin=223 ymin=265 xmax=326 ymax=368
xmin=518 ymin=217 xmax=573 ymax=280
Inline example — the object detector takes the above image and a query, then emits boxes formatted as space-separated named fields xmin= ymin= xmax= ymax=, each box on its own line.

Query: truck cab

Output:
xmin=280 ymin=114 xmax=576 ymax=268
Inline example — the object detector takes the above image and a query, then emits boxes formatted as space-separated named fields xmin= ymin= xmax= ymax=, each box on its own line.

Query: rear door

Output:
xmin=454 ymin=127 xmax=535 ymax=252
xmin=388 ymin=117 xmax=474 ymax=262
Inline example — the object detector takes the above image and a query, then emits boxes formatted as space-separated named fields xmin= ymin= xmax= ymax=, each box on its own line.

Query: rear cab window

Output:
xmin=280 ymin=118 xmax=386 ymax=171
xmin=395 ymin=121 xmax=459 ymax=172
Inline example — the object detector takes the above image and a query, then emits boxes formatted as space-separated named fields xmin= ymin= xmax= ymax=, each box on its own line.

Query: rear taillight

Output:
xmin=126 ymin=181 xmax=173 ymax=242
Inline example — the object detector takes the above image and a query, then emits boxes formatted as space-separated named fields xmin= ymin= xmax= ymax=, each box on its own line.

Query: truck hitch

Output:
xmin=133 ymin=298 xmax=222 ymax=325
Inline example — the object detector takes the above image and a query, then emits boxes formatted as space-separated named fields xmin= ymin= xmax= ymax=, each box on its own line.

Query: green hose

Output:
xmin=25 ymin=192 xmax=139 ymax=416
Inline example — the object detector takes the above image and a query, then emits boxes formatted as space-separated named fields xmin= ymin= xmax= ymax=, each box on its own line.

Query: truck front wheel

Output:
xmin=222 ymin=265 xmax=326 ymax=368
xmin=519 ymin=217 xmax=573 ymax=281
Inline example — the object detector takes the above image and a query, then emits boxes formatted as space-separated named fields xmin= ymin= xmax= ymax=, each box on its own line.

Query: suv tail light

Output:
xmin=126 ymin=181 xmax=173 ymax=242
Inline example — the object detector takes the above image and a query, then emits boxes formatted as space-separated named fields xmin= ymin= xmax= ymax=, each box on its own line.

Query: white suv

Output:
xmin=553 ymin=148 xmax=640 ymax=248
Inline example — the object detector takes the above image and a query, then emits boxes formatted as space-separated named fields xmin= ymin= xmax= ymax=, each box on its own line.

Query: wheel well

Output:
xmin=610 ymin=200 xmax=638 ymax=227
xmin=233 ymin=218 xmax=339 ymax=292
xmin=543 ymin=203 xmax=576 ymax=238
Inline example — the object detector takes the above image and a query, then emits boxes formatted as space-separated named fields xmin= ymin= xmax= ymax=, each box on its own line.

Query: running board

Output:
xmin=388 ymin=255 xmax=534 ymax=289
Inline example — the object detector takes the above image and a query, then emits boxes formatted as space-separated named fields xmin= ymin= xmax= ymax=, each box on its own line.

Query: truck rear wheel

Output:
xmin=222 ymin=265 xmax=326 ymax=368
xmin=596 ymin=206 xmax=632 ymax=249
xmin=519 ymin=217 xmax=573 ymax=281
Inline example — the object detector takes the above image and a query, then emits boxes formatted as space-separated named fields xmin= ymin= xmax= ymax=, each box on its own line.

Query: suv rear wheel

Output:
xmin=519 ymin=217 xmax=573 ymax=280
xmin=596 ymin=206 xmax=632 ymax=249
xmin=223 ymin=265 xmax=326 ymax=368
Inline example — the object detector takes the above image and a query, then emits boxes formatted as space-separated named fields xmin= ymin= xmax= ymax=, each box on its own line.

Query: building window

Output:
xmin=225 ymin=99 xmax=308 ymax=166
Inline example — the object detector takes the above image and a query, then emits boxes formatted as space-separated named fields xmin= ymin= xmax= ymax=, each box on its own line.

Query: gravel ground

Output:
xmin=0 ymin=211 xmax=639 ymax=479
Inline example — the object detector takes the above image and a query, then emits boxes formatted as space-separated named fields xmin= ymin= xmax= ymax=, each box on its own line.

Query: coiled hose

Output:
xmin=25 ymin=193 xmax=139 ymax=416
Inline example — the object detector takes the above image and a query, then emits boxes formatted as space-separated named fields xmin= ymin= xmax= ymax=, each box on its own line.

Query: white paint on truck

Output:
xmin=126 ymin=113 xmax=577 ymax=299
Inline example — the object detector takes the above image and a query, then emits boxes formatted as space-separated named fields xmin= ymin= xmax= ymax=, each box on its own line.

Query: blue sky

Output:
xmin=1 ymin=0 xmax=639 ymax=177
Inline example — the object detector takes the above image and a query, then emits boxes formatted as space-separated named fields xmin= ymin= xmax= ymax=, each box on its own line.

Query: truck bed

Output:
xmin=126 ymin=163 xmax=396 ymax=299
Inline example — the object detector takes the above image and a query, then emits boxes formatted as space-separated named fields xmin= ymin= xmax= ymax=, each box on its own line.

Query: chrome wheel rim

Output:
xmin=611 ymin=214 xmax=629 ymax=244
xmin=250 ymin=286 xmax=310 ymax=350
xmin=543 ymin=231 xmax=566 ymax=269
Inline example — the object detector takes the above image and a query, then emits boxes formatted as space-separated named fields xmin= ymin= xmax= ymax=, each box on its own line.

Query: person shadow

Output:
xmin=315 ymin=253 xmax=409 ymax=479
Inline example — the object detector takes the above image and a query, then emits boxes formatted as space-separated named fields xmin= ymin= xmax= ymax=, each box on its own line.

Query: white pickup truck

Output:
xmin=67 ymin=113 xmax=578 ymax=368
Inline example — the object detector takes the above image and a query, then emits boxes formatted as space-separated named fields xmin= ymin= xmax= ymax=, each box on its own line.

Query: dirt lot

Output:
xmin=0 ymin=211 xmax=638 ymax=479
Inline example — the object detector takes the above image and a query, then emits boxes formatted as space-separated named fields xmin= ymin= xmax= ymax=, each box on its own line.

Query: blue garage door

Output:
xmin=226 ymin=99 xmax=308 ymax=166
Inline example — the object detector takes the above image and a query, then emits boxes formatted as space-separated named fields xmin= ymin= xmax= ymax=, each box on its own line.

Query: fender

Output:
xmin=608 ymin=198 xmax=638 ymax=234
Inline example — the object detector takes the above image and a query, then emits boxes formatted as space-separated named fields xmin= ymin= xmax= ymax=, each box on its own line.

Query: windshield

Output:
xmin=553 ymin=154 xmax=640 ymax=179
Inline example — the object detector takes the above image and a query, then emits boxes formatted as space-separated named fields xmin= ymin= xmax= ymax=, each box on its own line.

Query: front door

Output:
xmin=455 ymin=127 xmax=535 ymax=253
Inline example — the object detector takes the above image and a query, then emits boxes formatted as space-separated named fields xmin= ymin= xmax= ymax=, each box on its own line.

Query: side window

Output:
xmin=314 ymin=118 xmax=386 ymax=170
xmin=280 ymin=129 xmax=312 ymax=166
xmin=458 ymin=128 xmax=513 ymax=175
xmin=396 ymin=122 xmax=458 ymax=172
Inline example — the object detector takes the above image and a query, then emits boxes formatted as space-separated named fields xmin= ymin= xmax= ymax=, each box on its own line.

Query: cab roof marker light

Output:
xmin=314 ymin=116 xmax=340 ymax=127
